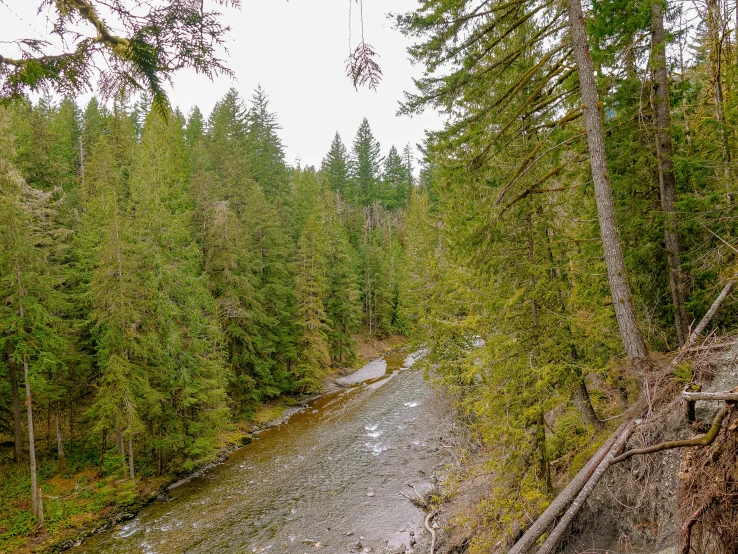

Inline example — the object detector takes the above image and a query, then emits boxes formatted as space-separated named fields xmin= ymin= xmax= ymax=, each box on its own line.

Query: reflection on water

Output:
xmin=71 ymin=351 xmax=452 ymax=554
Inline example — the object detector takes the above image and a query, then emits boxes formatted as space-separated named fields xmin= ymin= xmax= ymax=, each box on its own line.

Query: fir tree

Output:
xmin=246 ymin=86 xmax=289 ymax=198
xmin=321 ymin=132 xmax=352 ymax=198
xmin=350 ymin=118 xmax=382 ymax=205
xmin=0 ymin=118 xmax=67 ymax=517
xmin=292 ymin=213 xmax=330 ymax=392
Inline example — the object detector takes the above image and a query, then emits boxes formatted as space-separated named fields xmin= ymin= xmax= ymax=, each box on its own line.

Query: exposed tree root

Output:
xmin=681 ymin=499 xmax=714 ymax=554
xmin=611 ymin=406 xmax=729 ymax=465
xmin=425 ymin=508 xmax=438 ymax=554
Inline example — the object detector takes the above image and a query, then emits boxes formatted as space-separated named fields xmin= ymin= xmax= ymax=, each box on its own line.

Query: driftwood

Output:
xmin=673 ymin=282 xmax=733 ymax=364
xmin=507 ymin=421 xmax=628 ymax=554
xmin=534 ymin=420 xmax=637 ymax=554
xmin=611 ymin=406 xmax=729 ymax=465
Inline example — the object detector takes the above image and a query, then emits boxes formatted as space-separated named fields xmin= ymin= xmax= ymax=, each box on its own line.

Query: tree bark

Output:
xmin=23 ymin=355 xmax=38 ymax=518
xmin=706 ymin=0 xmax=731 ymax=181
xmin=6 ymin=342 xmax=23 ymax=464
xmin=575 ymin=379 xmax=601 ymax=428
xmin=651 ymin=0 xmax=690 ymax=345
xmin=567 ymin=0 xmax=649 ymax=370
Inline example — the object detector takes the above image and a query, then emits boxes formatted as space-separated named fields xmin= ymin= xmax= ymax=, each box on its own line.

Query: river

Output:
xmin=70 ymin=351 xmax=453 ymax=554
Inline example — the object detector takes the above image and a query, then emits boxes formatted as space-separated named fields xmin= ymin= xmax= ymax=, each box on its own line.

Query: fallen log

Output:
xmin=507 ymin=421 xmax=629 ymax=554
xmin=687 ymin=342 xmax=733 ymax=352
xmin=534 ymin=419 xmax=636 ymax=554
xmin=682 ymin=391 xmax=738 ymax=403
xmin=611 ymin=405 xmax=729 ymax=465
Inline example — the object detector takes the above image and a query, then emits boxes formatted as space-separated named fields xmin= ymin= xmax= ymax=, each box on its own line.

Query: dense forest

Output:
xmin=398 ymin=0 xmax=738 ymax=550
xmin=2 ymin=0 xmax=738 ymax=551
xmin=0 ymin=87 xmax=417 ymax=541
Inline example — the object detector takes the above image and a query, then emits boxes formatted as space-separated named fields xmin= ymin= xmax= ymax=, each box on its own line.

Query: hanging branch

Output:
xmin=346 ymin=0 xmax=382 ymax=90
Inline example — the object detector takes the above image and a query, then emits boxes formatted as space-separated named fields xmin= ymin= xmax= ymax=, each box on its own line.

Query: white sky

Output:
xmin=0 ymin=0 xmax=443 ymax=169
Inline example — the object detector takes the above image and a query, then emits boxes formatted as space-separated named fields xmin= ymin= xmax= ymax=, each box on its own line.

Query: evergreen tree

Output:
xmin=323 ymin=192 xmax=362 ymax=366
xmin=292 ymin=212 xmax=330 ymax=392
xmin=321 ymin=132 xmax=352 ymax=198
xmin=0 ymin=116 xmax=67 ymax=517
xmin=382 ymin=145 xmax=413 ymax=209
xmin=246 ymin=86 xmax=289 ymax=198
xmin=350 ymin=118 xmax=382 ymax=205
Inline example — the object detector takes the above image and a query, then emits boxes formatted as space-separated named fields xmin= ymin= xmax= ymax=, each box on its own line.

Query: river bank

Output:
xmin=0 ymin=336 xmax=415 ymax=554
xmin=62 ymin=344 xmax=452 ymax=554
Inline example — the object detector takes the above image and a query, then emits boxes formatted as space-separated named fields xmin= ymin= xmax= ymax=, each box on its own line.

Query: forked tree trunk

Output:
xmin=23 ymin=355 xmax=38 ymax=518
xmin=651 ymin=0 xmax=690 ymax=345
xmin=6 ymin=342 xmax=23 ymax=464
xmin=567 ymin=0 xmax=649 ymax=369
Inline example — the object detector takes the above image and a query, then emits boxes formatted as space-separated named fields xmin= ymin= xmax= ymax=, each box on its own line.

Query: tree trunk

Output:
xmin=567 ymin=0 xmax=649 ymax=369
xmin=706 ymin=0 xmax=731 ymax=182
xmin=128 ymin=437 xmax=135 ymax=480
xmin=55 ymin=403 xmax=65 ymax=469
xmin=23 ymin=355 xmax=38 ymax=518
xmin=37 ymin=488 xmax=44 ymax=527
xmin=651 ymin=0 xmax=690 ymax=345
xmin=575 ymin=378 xmax=600 ymax=428
xmin=545 ymin=228 xmax=601 ymax=427
xmin=6 ymin=342 xmax=23 ymax=464
xmin=536 ymin=411 xmax=552 ymax=492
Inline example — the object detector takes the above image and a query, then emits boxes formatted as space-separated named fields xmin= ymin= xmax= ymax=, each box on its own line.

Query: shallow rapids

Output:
xmin=70 ymin=351 xmax=453 ymax=553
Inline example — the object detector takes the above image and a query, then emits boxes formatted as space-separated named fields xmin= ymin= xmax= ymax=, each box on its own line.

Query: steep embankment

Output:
xmin=428 ymin=338 xmax=738 ymax=554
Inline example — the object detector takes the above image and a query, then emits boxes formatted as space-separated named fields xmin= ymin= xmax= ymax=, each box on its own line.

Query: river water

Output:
xmin=71 ymin=351 xmax=453 ymax=554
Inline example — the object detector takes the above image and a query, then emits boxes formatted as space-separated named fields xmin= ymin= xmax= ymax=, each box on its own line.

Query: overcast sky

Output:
xmin=0 ymin=0 xmax=443 ymax=170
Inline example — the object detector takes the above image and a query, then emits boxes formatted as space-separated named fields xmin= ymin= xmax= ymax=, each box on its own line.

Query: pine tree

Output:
xmin=0 ymin=115 xmax=67 ymax=517
xmin=246 ymin=86 xmax=289 ymax=198
xmin=293 ymin=212 xmax=330 ymax=392
xmin=350 ymin=118 xmax=382 ymax=205
xmin=88 ymin=109 xmax=229 ymax=475
xmin=323 ymin=192 xmax=362 ymax=365
xmin=321 ymin=132 xmax=352 ymax=198
xmin=185 ymin=106 xmax=205 ymax=146
xmin=382 ymin=145 xmax=412 ymax=209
